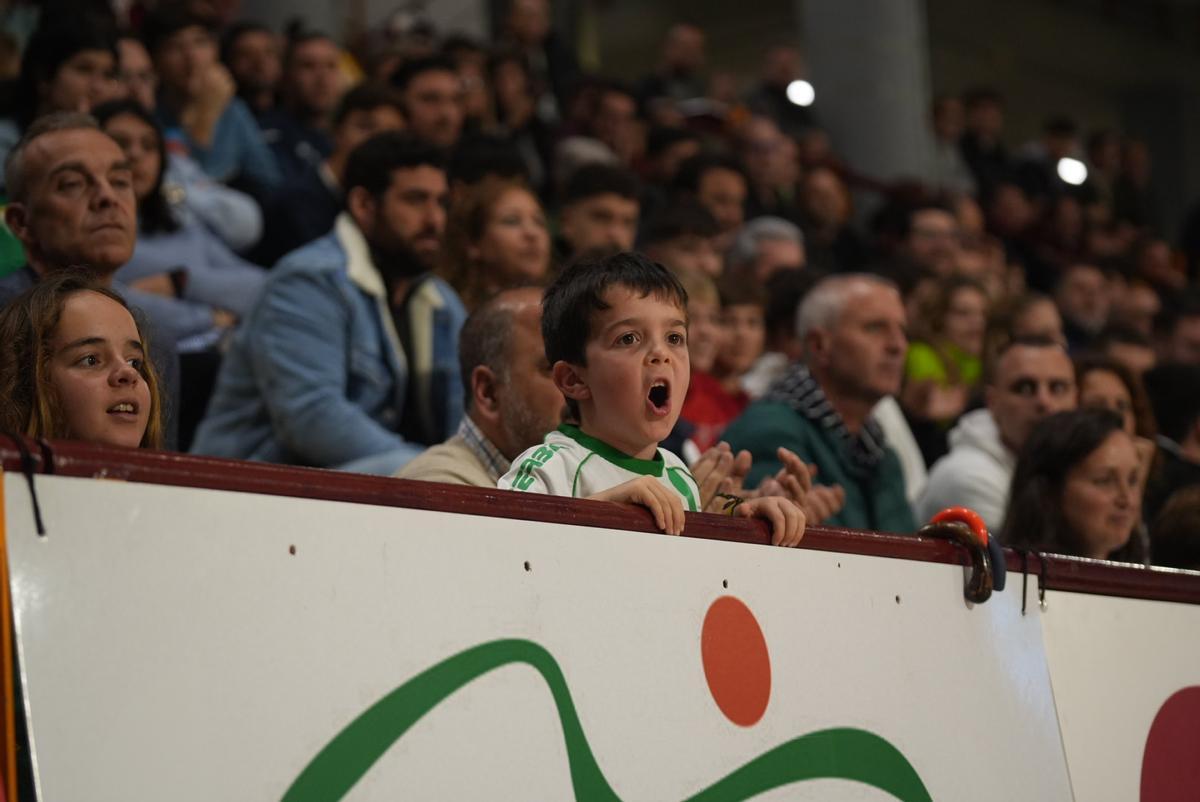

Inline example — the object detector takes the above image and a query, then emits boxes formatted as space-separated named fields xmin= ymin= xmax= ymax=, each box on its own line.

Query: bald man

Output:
xmin=397 ymin=287 xmax=564 ymax=486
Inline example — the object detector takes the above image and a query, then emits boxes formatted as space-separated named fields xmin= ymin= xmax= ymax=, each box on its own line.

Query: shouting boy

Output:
xmin=498 ymin=253 xmax=805 ymax=546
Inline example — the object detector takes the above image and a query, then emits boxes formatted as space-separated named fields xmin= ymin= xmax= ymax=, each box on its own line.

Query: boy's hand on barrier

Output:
xmin=591 ymin=476 xmax=687 ymax=535
xmin=736 ymin=496 xmax=806 ymax=547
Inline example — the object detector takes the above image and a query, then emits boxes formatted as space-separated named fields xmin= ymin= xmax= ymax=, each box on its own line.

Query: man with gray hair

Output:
xmin=722 ymin=273 xmax=916 ymax=532
xmin=727 ymin=216 xmax=806 ymax=285
xmin=397 ymin=287 xmax=563 ymax=486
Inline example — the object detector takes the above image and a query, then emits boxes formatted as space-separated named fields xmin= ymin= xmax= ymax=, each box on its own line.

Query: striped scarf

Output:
xmin=764 ymin=364 xmax=887 ymax=477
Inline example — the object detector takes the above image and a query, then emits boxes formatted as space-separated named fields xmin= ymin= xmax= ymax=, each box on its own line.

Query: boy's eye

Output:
xmin=617 ymin=332 xmax=639 ymax=346
xmin=667 ymin=332 xmax=686 ymax=345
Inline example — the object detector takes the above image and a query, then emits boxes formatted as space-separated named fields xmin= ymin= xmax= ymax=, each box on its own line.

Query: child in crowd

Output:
xmin=498 ymin=253 xmax=805 ymax=546
xmin=0 ymin=272 xmax=163 ymax=449
xmin=682 ymin=277 xmax=765 ymax=451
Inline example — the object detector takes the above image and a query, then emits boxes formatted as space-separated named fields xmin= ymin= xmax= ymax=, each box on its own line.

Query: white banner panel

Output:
xmin=1041 ymin=588 xmax=1200 ymax=802
xmin=3 ymin=474 xmax=1072 ymax=801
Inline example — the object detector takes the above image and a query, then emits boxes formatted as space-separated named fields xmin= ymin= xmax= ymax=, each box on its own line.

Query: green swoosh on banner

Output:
xmin=281 ymin=638 xmax=931 ymax=802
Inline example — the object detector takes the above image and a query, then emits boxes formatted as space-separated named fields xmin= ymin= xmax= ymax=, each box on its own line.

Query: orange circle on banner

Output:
xmin=701 ymin=596 xmax=771 ymax=726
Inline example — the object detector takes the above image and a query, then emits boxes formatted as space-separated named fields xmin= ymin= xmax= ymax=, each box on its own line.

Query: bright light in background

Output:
xmin=786 ymin=80 xmax=815 ymax=107
xmin=1057 ymin=157 xmax=1088 ymax=186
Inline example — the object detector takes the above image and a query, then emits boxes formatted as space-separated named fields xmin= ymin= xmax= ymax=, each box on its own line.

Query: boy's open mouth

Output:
xmin=647 ymin=380 xmax=671 ymax=416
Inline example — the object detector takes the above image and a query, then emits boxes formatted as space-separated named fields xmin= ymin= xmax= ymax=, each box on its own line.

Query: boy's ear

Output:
xmin=552 ymin=360 xmax=591 ymax=403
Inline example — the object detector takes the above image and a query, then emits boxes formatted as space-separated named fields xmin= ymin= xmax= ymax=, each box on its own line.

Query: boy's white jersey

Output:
xmin=498 ymin=424 xmax=701 ymax=512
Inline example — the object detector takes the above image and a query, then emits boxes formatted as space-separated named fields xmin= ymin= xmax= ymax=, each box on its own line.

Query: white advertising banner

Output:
xmin=1041 ymin=588 xmax=1200 ymax=802
xmin=3 ymin=474 xmax=1076 ymax=801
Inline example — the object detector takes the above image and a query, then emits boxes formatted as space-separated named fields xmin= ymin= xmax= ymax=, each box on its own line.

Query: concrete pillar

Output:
xmin=799 ymin=0 xmax=936 ymax=183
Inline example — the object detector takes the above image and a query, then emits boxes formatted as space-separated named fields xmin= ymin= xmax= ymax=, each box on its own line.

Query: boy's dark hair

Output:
xmin=562 ymin=163 xmax=639 ymax=206
xmin=15 ymin=18 xmax=118 ymax=127
xmin=542 ymin=252 xmax=688 ymax=419
xmin=671 ymin=152 xmax=746 ymax=196
xmin=640 ymin=199 xmax=718 ymax=246
xmin=343 ymin=132 xmax=445 ymax=200
xmin=141 ymin=6 xmax=213 ymax=57
xmin=220 ymin=20 xmax=274 ymax=66
xmin=332 ymin=81 xmax=403 ymax=129
xmin=448 ymin=134 xmax=530 ymax=187
xmin=282 ymin=27 xmax=336 ymax=69
xmin=390 ymin=54 xmax=457 ymax=93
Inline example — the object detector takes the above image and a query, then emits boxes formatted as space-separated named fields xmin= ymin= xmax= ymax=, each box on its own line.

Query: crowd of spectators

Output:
xmin=2 ymin=0 xmax=1200 ymax=567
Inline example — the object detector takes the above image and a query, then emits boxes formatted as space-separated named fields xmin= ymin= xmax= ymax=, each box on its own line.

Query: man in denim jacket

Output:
xmin=192 ymin=133 xmax=466 ymax=474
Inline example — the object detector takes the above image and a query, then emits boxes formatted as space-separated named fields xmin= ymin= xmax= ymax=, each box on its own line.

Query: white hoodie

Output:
xmin=916 ymin=408 xmax=1016 ymax=535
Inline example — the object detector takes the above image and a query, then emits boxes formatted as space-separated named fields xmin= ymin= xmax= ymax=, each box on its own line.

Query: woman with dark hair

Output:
xmin=93 ymin=98 xmax=266 ymax=347
xmin=1002 ymin=408 xmax=1146 ymax=563
xmin=1075 ymin=354 xmax=1156 ymax=440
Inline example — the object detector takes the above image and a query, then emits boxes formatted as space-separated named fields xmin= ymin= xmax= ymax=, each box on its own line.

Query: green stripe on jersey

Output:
xmin=556 ymin=424 xmax=664 ymax=476
xmin=667 ymin=468 xmax=698 ymax=512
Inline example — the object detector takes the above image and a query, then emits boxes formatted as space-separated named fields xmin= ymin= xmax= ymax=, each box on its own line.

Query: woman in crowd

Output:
xmin=1002 ymin=408 xmax=1145 ymax=563
xmin=681 ymin=278 xmax=763 ymax=452
xmin=94 ymin=99 xmax=267 ymax=349
xmin=1075 ymin=354 xmax=1156 ymax=441
xmin=677 ymin=270 xmax=728 ymax=453
xmin=0 ymin=271 xmax=162 ymax=449
xmin=904 ymin=276 xmax=989 ymax=426
xmin=438 ymin=176 xmax=551 ymax=311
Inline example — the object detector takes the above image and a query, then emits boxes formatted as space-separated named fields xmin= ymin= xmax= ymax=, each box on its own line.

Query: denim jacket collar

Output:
xmin=335 ymin=212 xmax=458 ymax=440
xmin=335 ymin=213 xmax=407 ymax=401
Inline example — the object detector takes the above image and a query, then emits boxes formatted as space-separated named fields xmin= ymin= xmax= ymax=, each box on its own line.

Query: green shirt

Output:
xmin=723 ymin=401 xmax=917 ymax=533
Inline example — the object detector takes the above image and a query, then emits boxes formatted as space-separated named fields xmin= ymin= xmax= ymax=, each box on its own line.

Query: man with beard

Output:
xmin=397 ymin=287 xmax=564 ymax=486
xmin=191 ymin=133 xmax=467 ymax=473
xmin=723 ymin=274 xmax=916 ymax=532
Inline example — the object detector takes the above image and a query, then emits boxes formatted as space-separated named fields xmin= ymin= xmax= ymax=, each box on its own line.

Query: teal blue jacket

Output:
xmin=722 ymin=401 xmax=917 ymax=533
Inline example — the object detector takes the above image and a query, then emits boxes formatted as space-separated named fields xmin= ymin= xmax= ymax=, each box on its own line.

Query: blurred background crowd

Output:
xmin=2 ymin=0 xmax=1200 ymax=568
